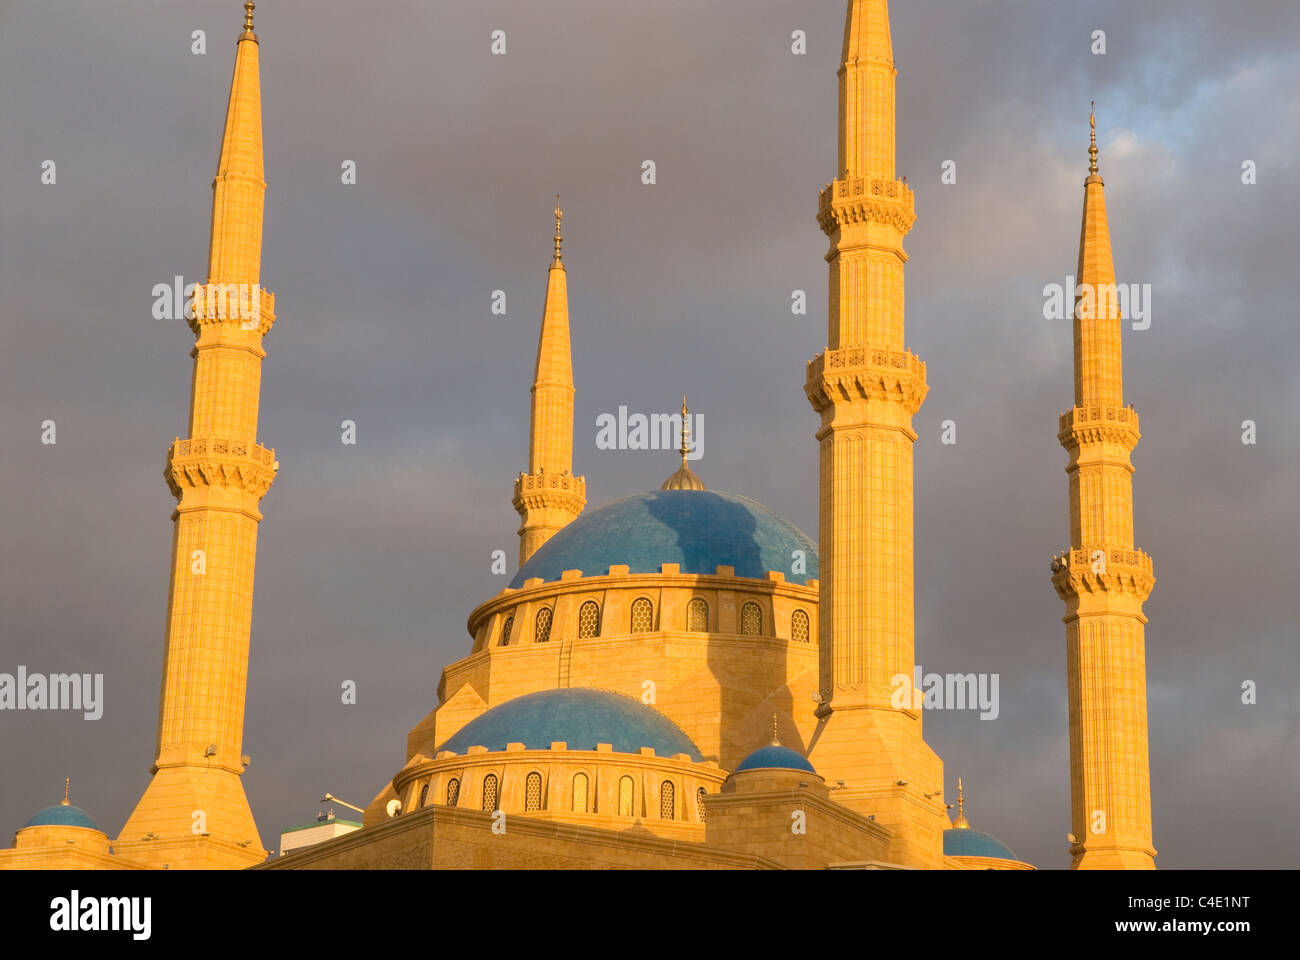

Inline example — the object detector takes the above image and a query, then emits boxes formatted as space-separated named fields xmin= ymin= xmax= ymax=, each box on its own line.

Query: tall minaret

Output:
xmin=117 ymin=2 xmax=276 ymax=870
xmin=513 ymin=201 xmax=586 ymax=566
xmin=805 ymin=0 xmax=947 ymax=868
xmin=1052 ymin=109 xmax=1156 ymax=870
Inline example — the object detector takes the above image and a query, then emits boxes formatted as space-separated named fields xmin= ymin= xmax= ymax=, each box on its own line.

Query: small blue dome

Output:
xmin=510 ymin=490 xmax=818 ymax=589
xmin=734 ymin=745 xmax=817 ymax=774
xmin=943 ymin=828 xmax=1018 ymax=861
xmin=24 ymin=803 xmax=99 ymax=831
xmin=438 ymin=689 xmax=703 ymax=761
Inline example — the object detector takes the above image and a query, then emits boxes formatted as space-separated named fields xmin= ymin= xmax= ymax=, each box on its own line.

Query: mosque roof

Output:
xmin=437 ymin=688 xmax=704 ymax=761
xmin=734 ymin=744 xmax=817 ymax=774
xmin=23 ymin=803 xmax=100 ymax=831
xmin=943 ymin=827 xmax=1019 ymax=861
xmin=509 ymin=489 xmax=818 ymax=589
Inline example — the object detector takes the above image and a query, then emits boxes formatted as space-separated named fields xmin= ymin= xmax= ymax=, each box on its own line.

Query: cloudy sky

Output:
xmin=2 ymin=0 xmax=1297 ymax=869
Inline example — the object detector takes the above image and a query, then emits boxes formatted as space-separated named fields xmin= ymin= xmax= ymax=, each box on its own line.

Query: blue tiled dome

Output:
xmin=733 ymin=745 xmax=817 ymax=774
xmin=437 ymin=688 xmax=703 ymax=761
xmin=509 ymin=490 xmax=818 ymax=589
xmin=24 ymin=803 xmax=100 ymax=831
xmin=943 ymin=828 xmax=1018 ymax=861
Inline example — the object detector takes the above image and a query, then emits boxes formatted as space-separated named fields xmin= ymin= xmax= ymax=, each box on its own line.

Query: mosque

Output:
xmin=1 ymin=0 xmax=1156 ymax=870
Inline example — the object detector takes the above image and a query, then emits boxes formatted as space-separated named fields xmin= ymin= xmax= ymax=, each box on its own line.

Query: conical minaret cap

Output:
xmin=207 ymin=1 xmax=266 ymax=283
xmin=842 ymin=0 xmax=893 ymax=65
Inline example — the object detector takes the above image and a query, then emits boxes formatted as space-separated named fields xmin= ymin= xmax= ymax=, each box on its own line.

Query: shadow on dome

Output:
xmin=641 ymin=490 xmax=761 ymax=580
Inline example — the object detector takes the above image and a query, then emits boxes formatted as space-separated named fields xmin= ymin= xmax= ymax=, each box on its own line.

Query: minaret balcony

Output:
xmin=1058 ymin=404 xmax=1141 ymax=452
xmin=805 ymin=346 xmax=927 ymax=415
xmin=1050 ymin=546 xmax=1155 ymax=604
xmin=187 ymin=283 xmax=276 ymax=337
xmin=165 ymin=436 xmax=278 ymax=500
xmin=513 ymin=471 xmax=587 ymax=514
xmin=818 ymin=176 xmax=915 ymax=236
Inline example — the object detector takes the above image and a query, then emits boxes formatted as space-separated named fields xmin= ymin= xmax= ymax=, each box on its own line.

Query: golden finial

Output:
xmin=1088 ymin=101 xmax=1099 ymax=176
xmin=661 ymin=396 xmax=706 ymax=491
xmin=242 ymin=2 xmax=257 ymax=38
xmin=61 ymin=777 xmax=71 ymax=806
xmin=679 ymin=395 xmax=691 ymax=461
xmin=952 ymin=776 xmax=971 ymax=829
xmin=553 ymin=195 xmax=563 ymax=263
xmin=771 ymin=714 xmax=780 ymax=746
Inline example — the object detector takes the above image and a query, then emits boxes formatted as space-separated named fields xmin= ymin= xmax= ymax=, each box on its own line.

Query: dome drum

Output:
xmin=469 ymin=565 xmax=818 ymax=652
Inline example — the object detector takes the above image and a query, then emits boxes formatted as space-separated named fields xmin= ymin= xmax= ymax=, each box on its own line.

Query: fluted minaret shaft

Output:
xmin=805 ymin=1 xmax=946 ymax=869
xmin=514 ymin=204 xmax=585 ymax=566
xmin=119 ymin=4 xmax=275 ymax=870
xmin=1053 ymin=114 xmax=1156 ymax=870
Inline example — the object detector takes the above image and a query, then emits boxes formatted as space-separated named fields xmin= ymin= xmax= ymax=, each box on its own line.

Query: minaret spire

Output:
xmin=805 ymin=0 xmax=946 ymax=869
xmin=118 ymin=2 xmax=277 ymax=870
xmin=514 ymin=202 xmax=586 ymax=566
xmin=1052 ymin=109 xmax=1156 ymax=870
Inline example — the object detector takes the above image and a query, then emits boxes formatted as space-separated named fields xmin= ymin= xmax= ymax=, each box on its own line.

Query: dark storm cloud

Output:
xmin=1 ymin=1 xmax=1295 ymax=868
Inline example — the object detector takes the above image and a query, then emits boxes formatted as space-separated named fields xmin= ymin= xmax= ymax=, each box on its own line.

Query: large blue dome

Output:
xmin=510 ymin=490 xmax=818 ymax=589
xmin=24 ymin=803 xmax=99 ymax=831
xmin=437 ymin=688 xmax=703 ymax=761
xmin=943 ymin=828 xmax=1019 ymax=861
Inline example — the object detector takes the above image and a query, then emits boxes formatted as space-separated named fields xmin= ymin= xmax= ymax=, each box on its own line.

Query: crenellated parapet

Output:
xmin=805 ymin=345 xmax=927 ymax=416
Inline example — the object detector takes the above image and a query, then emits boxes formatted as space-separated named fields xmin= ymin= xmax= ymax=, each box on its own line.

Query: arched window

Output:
xmin=534 ymin=607 xmax=553 ymax=644
xmin=631 ymin=597 xmax=654 ymax=633
xmin=572 ymin=773 xmax=589 ymax=813
xmin=525 ymin=772 xmax=543 ymax=811
xmin=418 ymin=783 xmax=429 ymax=807
xmin=660 ymin=780 xmax=675 ymax=820
xmin=482 ymin=773 xmax=499 ymax=812
xmin=500 ymin=615 xmax=514 ymax=647
xmin=791 ymin=609 xmax=810 ymax=643
xmin=618 ymin=776 xmax=634 ymax=817
xmin=740 ymin=601 xmax=763 ymax=636
xmin=687 ymin=597 xmax=709 ymax=632
xmin=696 ymin=787 xmax=708 ymax=823
xmin=578 ymin=601 xmax=600 ymax=639
xmin=446 ymin=777 xmax=460 ymax=807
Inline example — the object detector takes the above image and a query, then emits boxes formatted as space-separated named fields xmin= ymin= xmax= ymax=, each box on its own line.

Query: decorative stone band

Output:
xmin=805 ymin=346 xmax=928 ymax=415
xmin=1050 ymin=546 xmax=1155 ymax=603
xmin=817 ymin=176 xmax=916 ymax=235
xmin=512 ymin=472 xmax=587 ymax=515
xmin=165 ymin=436 xmax=278 ymax=499
xmin=1058 ymin=404 xmax=1141 ymax=452
xmin=187 ymin=283 xmax=276 ymax=337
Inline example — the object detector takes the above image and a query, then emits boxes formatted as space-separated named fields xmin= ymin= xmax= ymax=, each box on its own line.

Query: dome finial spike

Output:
xmin=771 ymin=714 xmax=780 ymax=747
xmin=680 ymin=395 xmax=690 ymax=462
xmin=1089 ymin=101 xmax=1099 ymax=176
xmin=62 ymin=777 xmax=71 ymax=806
xmin=953 ymin=776 xmax=971 ymax=829
xmin=662 ymin=395 xmax=705 ymax=490
xmin=243 ymin=2 xmax=256 ymax=35
xmin=553 ymin=195 xmax=563 ymax=263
